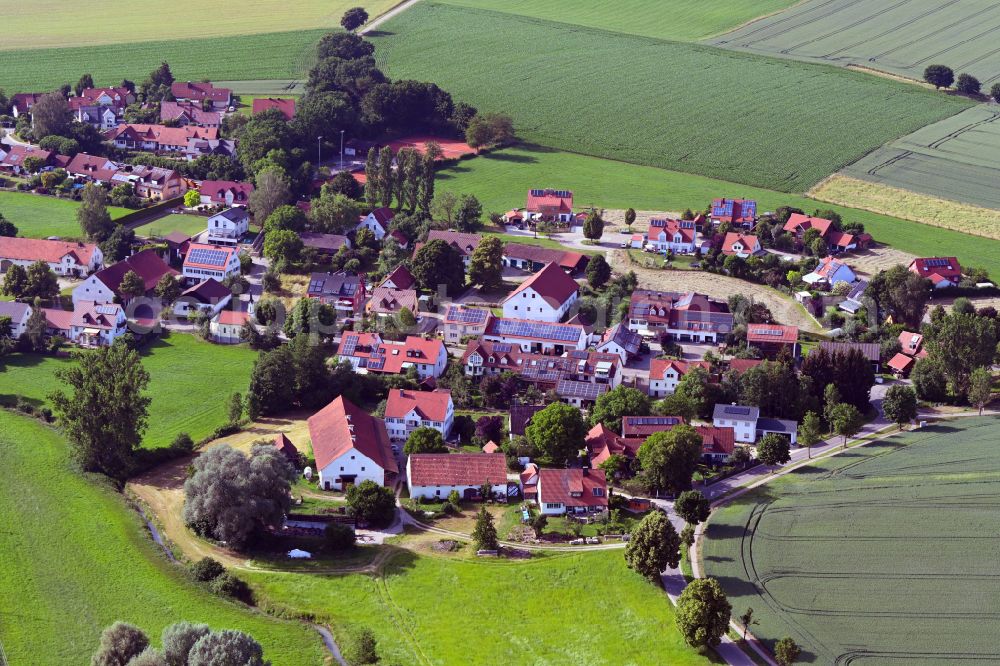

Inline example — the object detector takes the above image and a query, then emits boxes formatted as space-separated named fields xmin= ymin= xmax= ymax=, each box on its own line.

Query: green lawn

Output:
xmin=0 ymin=333 xmax=257 ymax=449
xmin=0 ymin=411 xmax=325 ymax=665
xmin=0 ymin=191 xmax=130 ymax=239
xmin=248 ymin=549 xmax=719 ymax=665
xmin=702 ymin=417 xmax=1000 ymax=663
xmin=371 ymin=3 xmax=971 ymax=193
xmin=437 ymin=0 xmax=796 ymax=41
xmin=138 ymin=213 xmax=211 ymax=239
xmin=483 ymin=232 xmax=600 ymax=256
xmin=439 ymin=145 xmax=1000 ymax=276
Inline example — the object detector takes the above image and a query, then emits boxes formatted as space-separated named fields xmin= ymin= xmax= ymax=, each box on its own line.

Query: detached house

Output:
xmin=783 ymin=213 xmax=864 ymax=253
xmin=206 ymin=208 xmax=250 ymax=245
xmin=595 ymin=323 xmax=642 ymax=363
xmin=0 ymin=237 xmax=103 ymax=277
xmin=173 ymin=278 xmax=232 ymax=318
xmin=407 ymin=453 xmax=508 ymax=501
xmin=501 ymin=262 xmax=579 ymax=323
xmin=443 ymin=305 xmax=492 ymax=344
xmin=67 ymin=153 xmax=120 ymax=184
xmin=113 ymin=165 xmax=184 ymax=200
xmin=722 ymin=232 xmax=763 ymax=258
xmin=713 ymin=404 xmax=797 ymax=445
xmin=384 ymin=388 xmax=454 ymax=441
xmin=338 ymin=332 xmax=448 ymax=379
xmin=307 ymin=272 xmax=366 ymax=316
xmin=159 ymin=101 xmax=223 ymax=128
xmin=0 ymin=301 xmax=31 ymax=338
xmin=72 ymin=249 xmax=177 ymax=306
xmin=415 ymin=230 xmax=480 ymax=268
xmin=10 ymin=93 xmax=43 ymax=118
xmin=746 ymin=323 xmax=798 ymax=358
xmin=68 ymin=87 xmax=133 ymax=130
xmin=200 ymin=180 xmax=253 ymax=207
xmin=106 ymin=124 xmax=219 ymax=153
xmin=525 ymin=189 xmax=574 ymax=224
xmin=252 ymin=98 xmax=296 ymax=120
xmin=70 ymin=301 xmax=127 ymax=347
xmin=628 ymin=290 xmax=733 ymax=343
xmin=711 ymin=198 xmax=757 ymax=226
xmin=646 ymin=219 xmax=696 ymax=254
xmin=170 ymin=81 xmax=232 ymax=110
xmin=647 ymin=358 xmax=711 ymax=398
xmin=804 ymin=256 xmax=857 ymax=287
xmin=309 ymin=396 xmax=397 ymax=491
xmin=356 ymin=207 xmax=395 ymax=240
xmin=483 ymin=317 xmax=588 ymax=354
xmin=0 ymin=145 xmax=56 ymax=175
xmin=908 ymin=257 xmax=962 ymax=288
xmin=503 ymin=243 xmax=588 ymax=275
xmin=367 ymin=286 xmax=418 ymax=319
xmin=182 ymin=243 xmax=241 ymax=283
xmin=536 ymin=468 xmax=608 ymax=516
xmin=379 ymin=265 xmax=416 ymax=291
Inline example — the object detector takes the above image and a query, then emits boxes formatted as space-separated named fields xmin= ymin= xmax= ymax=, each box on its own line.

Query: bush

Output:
xmin=210 ymin=572 xmax=253 ymax=603
xmin=324 ymin=523 xmax=356 ymax=552
xmin=190 ymin=557 xmax=225 ymax=582
xmin=348 ymin=628 xmax=379 ymax=665
xmin=172 ymin=432 xmax=195 ymax=452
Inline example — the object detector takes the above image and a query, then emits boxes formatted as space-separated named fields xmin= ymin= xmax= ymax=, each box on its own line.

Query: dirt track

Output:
xmin=608 ymin=250 xmax=821 ymax=332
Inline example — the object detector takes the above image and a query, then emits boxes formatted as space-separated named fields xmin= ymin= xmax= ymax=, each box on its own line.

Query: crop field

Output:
xmin=708 ymin=0 xmax=1000 ymax=84
xmin=0 ymin=334 xmax=256 ymax=449
xmin=371 ymin=3 xmax=971 ymax=193
xmin=0 ymin=411 xmax=325 ymax=665
xmin=0 ymin=29 xmax=328 ymax=94
xmin=0 ymin=191 xmax=129 ymax=239
xmin=435 ymin=0 xmax=798 ymax=41
xmin=701 ymin=417 xmax=1000 ymax=663
xmin=438 ymin=145 xmax=1000 ymax=276
xmin=248 ymin=549 xmax=717 ymax=666
xmin=841 ymin=104 xmax=1000 ymax=212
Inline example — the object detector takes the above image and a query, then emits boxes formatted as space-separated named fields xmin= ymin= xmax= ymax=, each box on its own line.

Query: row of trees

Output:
xmin=92 ymin=620 xmax=270 ymax=666
xmin=923 ymin=64 xmax=999 ymax=99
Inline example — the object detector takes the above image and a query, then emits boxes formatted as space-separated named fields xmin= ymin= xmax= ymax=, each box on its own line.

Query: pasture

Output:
xmin=437 ymin=145 xmax=1000 ymax=276
xmin=709 ymin=0 xmax=1000 ymax=84
xmin=0 ymin=191 xmax=129 ymax=239
xmin=0 ymin=411 xmax=325 ymax=665
xmin=0 ymin=333 xmax=257 ymax=449
xmin=435 ymin=0 xmax=797 ymax=41
xmin=0 ymin=29 xmax=328 ymax=94
xmin=701 ymin=417 xmax=1000 ymax=663
xmin=248 ymin=549 xmax=717 ymax=666
xmin=841 ymin=104 xmax=1000 ymax=211
xmin=371 ymin=3 xmax=971 ymax=193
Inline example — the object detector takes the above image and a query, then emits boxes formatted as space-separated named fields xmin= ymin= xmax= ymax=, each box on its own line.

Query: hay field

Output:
xmin=709 ymin=0 xmax=1000 ymax=83
xmin=702 ymin=417 xmax=1000 ymax=663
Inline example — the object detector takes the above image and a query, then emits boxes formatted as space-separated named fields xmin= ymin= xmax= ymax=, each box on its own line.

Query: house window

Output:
xmin=593 ymin=488 xmax=605 ymax=497
xmin=545 ymin=503 xmax=561 ymax=509
xmin=436 ymin=489 xmax=441 ymax=496
xmin=361 ymin=467 xmax=365 ymax=471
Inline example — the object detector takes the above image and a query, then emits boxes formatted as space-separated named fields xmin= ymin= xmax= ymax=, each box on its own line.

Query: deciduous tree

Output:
xmin=586 ymin=254 xmax=611 ymax=288
xmin=77 ymin=183 xmax=115 ymax=241
xmin=467 ymin=235 xmax=504 ymax=290
xmin=798 ymin=411 xmax=822 ymax=459
xmin=91 ymin=621 xmax=149 ymax=666
xmin=249 ymin=167 xmax=291 ymax=224
xmin=675 ymin=578 xmax=731 ymax=648
xmin=162 ymin=622 xmax=210 ymax=666
xmin=404 ymin=426 xmax=447 ymax=454
xmin=924 ymin=64 xmax=954 ymax=89
xmin=411 ymin=238 xmax=465 ymax=295
xmin=187 ymin=630 xmax=267 ymax=666
xmin=589 ymin=386 xmax=651 ymax=432
xmin=525 ymin=402 xmax=588 ymax=466
xmin=346 ymin=479 xmax=396 ymax=527
xmin=967 ymin=367 xmax=993 ymax=415
xmin=637 ymin=424 xmax=703 ymax=494
xmin=956 ymin=72 xmax=981 ymax=95
xmin=829 ymin=402 xmax=862 ymax=448
xmin=340 ymin=7 xmax=369 ymax=31
xmin=624 ymin=510 xmax=681 ymax=581
xmin=882 ymin=384 xmax=918 ymax=427
xmin=674 ymin=490 xmax=710 ymax=525
xmin=756 ymin=433 xmax=791 ymax=466
xmin=31 ymin=91 xmax=72 ymax=138
xmin=119 ymin=269 xmax=146 ymax=300
xmin=774 ymin=637 xmax=801 ymax=666
xmin=582 ymin=209 xmax=604 ymax=241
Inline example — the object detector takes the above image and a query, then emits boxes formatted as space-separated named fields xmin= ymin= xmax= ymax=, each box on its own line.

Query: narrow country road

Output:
xmin=360 ymin=0 xmax=422 ymax=34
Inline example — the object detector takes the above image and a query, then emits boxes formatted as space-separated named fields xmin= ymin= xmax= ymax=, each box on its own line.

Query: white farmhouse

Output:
xmin=308 ymin=396 xmax=398 ymax=491
xmin=384 ymin=389 xmax=454 ymax=442
xmin=0 ymin=301 xmax=32 ymax=338
xmin=206 ymin=208 xmax=250 ymax=245
xmin=356 ymin=207 xmax=395 ymax=240
xmin=406 ymin=452 xmax=508 ymax=501
xmin=501 ymin=262 xmax=579 ymax=323
xmin=0 ymin=237 xmax=103 ymax=277
xmin=712 ymin=404 xmax=760 ymax=444
xmin=182 ymin=243 xmax=241 ymax=284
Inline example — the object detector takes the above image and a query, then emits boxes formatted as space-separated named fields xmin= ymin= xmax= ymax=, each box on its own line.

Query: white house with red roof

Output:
xmin=384 ymin=388 xmax=454 ymax=441
xmin=443 ymin=305 xmax=493 ymax=344
xmin=627 ymin=290 xmax=734 ymax=343
xmin=536 ymin=468 xmax=608 ymax=516
xmin=908 ymin=257 xmax=962 ymax=288
xmin=107 ymin=124 xmax=219 ymax=153
xmin=357 ymin=207 xmax=395 ymax=240
xmin=171 ymin=81 xmax=232 ymax=110
xmin=0 ymin=237 xmax=103 ymax=277
xmin=70 ymin=301 xmax=127 ymax=347
xmin=378 ymin=264 xmax=416 ymax=290
xmin=209 ymin=309 xmax=252 ymax=344
xmin=646 ymin=219 xmax=696 ymax=254
xmin=501 ymin=262 xmax=579 ymax=323
xmin=0 ymin=145 xmax=57 ymax=175
xmin=525 ymin=189 xmax=573 ymax=224
xmin=309 ymin=396 xmax=397 ymax=491
xmin=338 ymin=332 xmax=448 ymax=379
xmin=803 ymin=256 xmax=856 ymax=287
xmin=69 ymin=87 xmax=133 ymax=129
xmin=200 ymin=180 xmax=253 ymax=207
xmin=73 ymin=249 xmax=177 ymax=306
xmin=711 ymin=198 xmax=757 ymax=226
xmin=721 ymin=232 xmax=763 ymax=258
xmin=406 ymin=452 xmax=507 ymax=500
xmin=783 ymin=213 xmax=861 ymax=252
xmin=648 ymin=358 xmax=711 ymax=398
xmin=67 ymin=153 xmax=121 ymax=183
xmin=483 ymin=317 xmax=588 ymax=354
xmin=182 ymin=243 xmax=241 ymax=283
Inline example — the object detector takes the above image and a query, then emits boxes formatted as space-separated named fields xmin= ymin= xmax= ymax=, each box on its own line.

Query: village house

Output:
xmin=106 ymin=124 xmax=219 ymax=153
xmin=159 ymin=101 xmax=223 ymax=128
xmin=783 ymin=213 xmax=866 ymax=253
xmin=712 ymin=404 xmax=759 ymax=444
xmin=384 ymin=388 xmax=455 ymax=441
xmin=356 ymin=207 xmax=395 ymax=240
xmin=804 ymin=256 xmax=857 ymax=288
xmin=887 ymin=353 xmax=915 ymax=378
xmin=746 ymin=323 xmax=798 ymax=358
xmin=483 ymin=317 xmax=588 ymax=354
xmin=70 ymin=301 xmax=127 ymax=348
xmin=206 ymin=208 xmax=250 ymax=245
xmin=379 ymin=265 xmax=416 ymax=291
xmin=899 ymin=331 xmax=926 ymax=357
xmin=41 ymin=307 xmax=73 ymax=339
xmin=183 ymin=137 xmax=236 ymax=162
xmin=66 ymin=153 xmax=120 ymax=184
xmin=309 ymin=395 xmax=397 ymax=491
xmin=838 ymin=279 xmax=869 ymax=314
xmin=300 ymin=233 xmax=350 ymax=257
xmin=114 ymin=165 xmax=185 ymax=200
xmin=367 ymin=286 xmax=418 ymax=319
xmin=695 ymin=425 xmax=736 ymax=464
xmin=525 ymin=188 xmax=574 ymax=224
xmin=11 ymin=92 xmax=43 ymax=118
xmin=0 ymin=301 xmax=31 ymax=338
xmin=72 ymin=249 xmax=177 ymax=306
xmin=68 ymin=87 xmax=133 ymax=129
xmin=170 ymin=81 xmax=232 ymax=110
xmin=586 ymin=423 xmax=636 ymax=469
xmin=172 ymin=278 xmax=232 ymax=318
xmin=595 ymin=322 xmax=642 ymax=364
xmin=627 ymin=290 xmax=733 ymax=343
xmin=0 ymin=237 xmax=103 ymax=277
xmin=501 ymin=262 xmax=579 ymax=323
xmin=711 ymin=198 xmax=757 ymax=226
xmin=536 ymin=468 xmax=608 ymax=516
xmin=407 ymin=453 xmax=509 ymax=501
xmin=182 ymin=243 xmax=241 ymax=283
xmin=646 ymin=219 xmax=696 ymax=254
xmin=647 ymin=358 xmax=711 ymax=398
xmin=252 ymin=98 xmax=296 ymax=120
xmin=0 ymin=145 xmax=58 ymax=175
xmin=908 ymin=256 xmax=962 ymax=288
xmin=200 ymin=180 xmax=253 ymax=207
xmin=502 ymin=243 xmax=588 ymax=275
xmin=338 ymin=332 xmax=448 ymax=379
xmin=443 ymin=305 xmax=492 ymax=344
xmin=307 ymin=272 xmax=366 ymax=316
xmin=414 ymin=230 xmax=480 ymax=268
xmin=818 ymin=341 xmax=882 ymax=373
xmin=510 ymin=404 xmax=544 ymax=441
xmin=721 ymin=232 xmax=763 ymax=258
xmin=210 ymin=309 xmax=251 ymax=343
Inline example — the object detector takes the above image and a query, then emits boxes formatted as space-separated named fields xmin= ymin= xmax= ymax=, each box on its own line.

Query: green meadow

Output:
xmin=0 ymin=191 xmax=129 ymax=239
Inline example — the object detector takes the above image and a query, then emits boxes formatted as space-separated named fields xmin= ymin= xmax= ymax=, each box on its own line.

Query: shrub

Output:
xmin=190 ymin=557 xmax=225 ymax=582
xmin=172 ymin=432 xmax=195 ymax=452
xmin=348 ymin=628 xmax=379 ymax=665
xmin=324 ymin=523 xmax=356 ymax=552
xmin=210 ymin=572 xmax=253 ymax=603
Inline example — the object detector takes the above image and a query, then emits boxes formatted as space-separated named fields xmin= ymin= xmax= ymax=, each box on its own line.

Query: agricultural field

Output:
xmin=370 ymin=2 xmax=972 ymax=193
xmin=248 ymin=549 xmax=717 ymax=666
xmin=0 ymin=411 xmax=325 ymax=665
xmin=437 ymin=145 xmax=1000 ymax=276
xmin=0 ymin=191 xmax=129 ymax=239
xmin=435 ymin=0 xmax=798 ymax=41
xmin=0 ymin=29 xmax=328 ymax=94
xmin=701 ymin=417 xmax=1000 ymax=663
xmin=841 ymin=104 xmax=1000 ymax=211
xmin=708 ymin=0 xmax=1000 ymax=84
xmin=0 ymin=333 xmax=256 ymax=449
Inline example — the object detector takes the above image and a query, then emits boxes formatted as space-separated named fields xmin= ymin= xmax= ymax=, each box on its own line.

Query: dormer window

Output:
xmin=592 ymin=488 xmax=605 ymax=497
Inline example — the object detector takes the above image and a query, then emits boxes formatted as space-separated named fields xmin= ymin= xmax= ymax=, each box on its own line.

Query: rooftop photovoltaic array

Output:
xmin=753 ymin=328 xmax=785 ymax=336
xmin=493 ymin=319 xmax=581 ymax=342
xmin=722 ymin=406 xmax=752 ymax=415
xmin=530 ymin=188 xmax=571 ymax=198
xmin=95 ymin=305 xmax=118 ymax=316
xmin=492 ymin=342 xmax=513 ymax=353
xmin=447 ymin=306 xmax=488 ymax=324
xmin=187 ymin=248 xmax=229 ymax=267
xmin=556 ymin=379 xmax=607 ymax=400
xmin=625 ymin=416 xmax=682 ymax=426
xmin=340 ymin=334 xmax=359 ymax=358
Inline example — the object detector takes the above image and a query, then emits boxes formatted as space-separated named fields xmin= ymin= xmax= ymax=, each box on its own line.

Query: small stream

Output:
xmin=136 ymin=504 xmax=177 ymax=563
xmin=310 ymin=624 xmax=349 ymax=666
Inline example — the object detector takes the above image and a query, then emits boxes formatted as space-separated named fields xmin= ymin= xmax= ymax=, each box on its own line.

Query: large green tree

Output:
xmin=675 ymin=578 xmax=732 ymax=648
xmin=882 ymin=384 xmax=918 ymax=427
xmin=624 ymin=510 xmax=681 ymax=581
xmin=467 ymin=235 xmax=504 ymax=290
xmin=797 ymin=411 xmax=822 ymax=459
xmin=404 ymin=427 xmax=447 ymax=455
xmin=589 ymin=386 xmax=651 ymax=432
xmin=924 ymin=309 xmax=998 ymax=396
xmin=869 ymin=265 xmax=931 ymax=329
xmin=23 ymin=260 xmax=59 ymax=301
xmin=346 ymin=479 xmax=396 ymax=527
xmin=411 ymin=238 xmax=466 ymax=295
xmin=829 ymin=402 xmax=863 ymax=448
xmin=91 ymin=621 xmax=149 ymax=666
xmin=472 ymin=506 xmax=499 ymax=551
xmin=756 ymin=433 xmax=791 ymax=466
xmin=77 ymin=183 xmax=115 ymax=241
xmin=51 ymin=340 xmax=151 ymax=478
xmin=525 ymin=402 xmax=588 ymax=466
xmin=967 ymin=367 xmax=993 ymax=415
xmin=674 ymin=490 xmax=710 ymax=526
xmin=637 ymin=424 xmax=703 ymax=494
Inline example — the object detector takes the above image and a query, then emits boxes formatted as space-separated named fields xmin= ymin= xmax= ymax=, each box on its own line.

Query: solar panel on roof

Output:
xmin=447 ymin=306 xmax=488 ymax=324
xmin=557 ymin=380 xmax=606 ymax=400
xmin=367 ymin=357 xmax=385 ymax=370
xmin=492 ymin=343 xmax=512 ymax=353
xmin=726 ymin=406 xmax=751 ymax=415
xmin=340 ymin=334 xmax=359 ymax=358
xmin=493 ymin=319 xmax=580 ymax=342
xmin=188 ymin=248 xmax=228 ymax=267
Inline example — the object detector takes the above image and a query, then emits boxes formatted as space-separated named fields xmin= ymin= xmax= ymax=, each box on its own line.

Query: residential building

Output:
xmin=838 ymin=279 xmax=869 ymax=314
xmin=66 ymin=153 xmax=120 ymax=183
xmin=356 ymin=207 xmax=394 ymax=240
xmin=0 ymin=301 xmax=31 ymax=338
xmin=210 ymin=310 xmax=251 ymax=344
xmin=72 ymin=249 xmax=177 ymax=305
xmin=379 ymin=265 xmax=416 ymax=291
xmin=68 ymin=87 xmax=133 ymax=129
xmin=908 ymin=257 xmax=962 ymax=288
xmin=887 ymin=353 xmax=915 ymax=377
xmin=756 ymin=417 xmax=799 ymax=445
xmin=10 ymin=93 xmax=43 ymax=118
xmin=646 ymin=219 xmax=696 ymax=254
xmin=300 ymin=233 xmax=350 ymax=256
xmin=0 ymin=237 xmax=103 ymax=277
xmin=746 ymin=323 xmax=798 ymax=358
xmin=695 ymin=425 xmax=736 ymax=464
xmin=183 ymin=137 xmax=236 ymax=162
xmin=536 ymin=468 xmax=607 ymax=516
xmin=384 ymin=389 xmax=454 ymax=441
xmin=898 ymin=331 xmax=925 ymax=357
xmin=182 ymin=243 xmax=241 ymax=283
xmin=200 ymin=180 xmax=253 ymax=207
xmin=407 ymin=453 xmax=508 ymax=501
xmin=159 ymin=101 xmax=223 ymax=128
xmin=308 ymin=396 xmax=397 ymax=491
xmin=252 ymin=98 xmax=296 ymax=120
xmin=783 ymin=213 xmax=863 ymax=252
xmin=525 ymin=189 xmax=574 ymax=224
xmin=443 ymin=305 xmax=492 ymax=344
xmin=0 ymin=145 xmax=55 ymax=174
xmin=502 ymin=243 xmax=588 ymax=274
xmin=106 ymin=124 xmax=219 ymax=153
xmin=70 ymin=301 xmax=127 ymax=347
xmin=206 ymin=208 xmax=250 ymax=245
xmin=414 ymin=230 xmax=480 ymax=268
xmin=627 ymin=290 xmax=733 ymax=343
xmin=586 ymin=423 xmax=638 ymax=468
xmin=721 ymin=232 xmax=763 ymax=258
xmin=113 ymin=165 xmax=184 ymax=200
xmin=712 ymin=404 xmax=760 ymax=444
xmin=501 ymin=262 xmax=579 ymax=323
xmin=367 ymin=286 xmax=418 ymax=318
xmin=338 ymin=333 xmax=448 ymax=379
xmin=711 ymin=198 xmax=757 ymax=226
xmin=41 ymin=308 xmax=73 ymax=339
xmin=272 ymin=433 xmax=300 ymax=466
xmin=520 ymin=463 xmax=539 ymax=500
xmin=173 ymin=279 xmax=232 ymax=318
xmin=804 ymin=256 xmax=857 ymax=287
xmin=170 ymin=81 xmax=232 ymax=110
xmin=595 ymin=322 xmax=642 ymax=363
xmin=483 ymin=317 xmax=588 ymax=354
xmin=510 ymin=404 xmax=544 ymax=440
xmin=647 ymin=358 xmax=711 ymax=398
xmin=307 ymin=272 xmax=366 ymax=316
xmin=818 ymin=341 xmax=882 ymax=373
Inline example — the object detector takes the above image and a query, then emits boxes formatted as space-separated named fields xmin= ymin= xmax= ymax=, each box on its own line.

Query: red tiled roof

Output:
xmin=408 ymin=452 xmax=506 ymax=487
xmin=722 ymin=232 xmax=760 ymax=255
xmin=423 ymin=230 xmax=481 ymax=257
xmin=216 ymin=310 xmax=250 ymax=326
xmin=783 ymin=213 xmax=832 ymax=237
xmin=727 ymin=359 xmax=763 ymax=375
xmin=746 ymin=323 xmax=798 ymax=345
xmin=649 ymin=358 xmax=709 ymax=381
xmin=621 ymin=415 xmax=685 ymax=439
xmin=526 ymin=189 xmax=573 ymax=214
xmin=106 ymin=124 xmax=218 ymax=149
xmin=273 ymin=433 xmax=299 ymax=461
xmin=647 ymin=219 xmax=695 ymax=244
xmin=898 ymin=331 xmax=923 ymax=355
xmin=0 ymin=237 xmax=98 ymax=265
xmin=71 ymin=301 xmax=123 ymax=330
xmin=695 ymin=425 xmax=735 ymax=457
xmin=308 ymin=396 xmax=396 ymax=474
xmin=504 ymin=262 xmax=579 ymax=309
xmin=1 ymin=144 xmax=53 ymax=169
xmin=370 ymin=336 xmax=444 ymax=373
xmin=252 ymin=97 xmax=296 ymax=120
xmin=537 ymin=468 xmax=607 ymax=509
xmin=503 ymin=243 xmax=588 ymax=273
xmin=42 ymin=308 xmax=73 ymax=331
xmin=586 ymin=423 xmax=628 ymax=466
xmin=825 ymin=229 xmax=856 ymax=249
xmin=183 ymin=243 xmax=237 ymax=271
xmin=95 ymin=249 xmax=177 ymax=295
xmin=908 ymin=257 xmax=962 ymax=282
xmin=379 ymin=265 xmax=416 ymax=290
xmin=385 ymin=389 xmax=452 ymax=422
xmin=368 ymin=207 xmax=395 ymax=226
xmin=160 ymin=101 xmax=223 ymax=126
xmin=200 ymin=180 xmax=254 ymax=204
xmin=482 ymin=441 xmax=500 ymax=453
xmin=66 ymin=152 xmax=120 ymax=181
xmin=171 ymin=81 xmax=231 ymax=103
xmin=887 ymin=353 xmax=915 ymax=373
